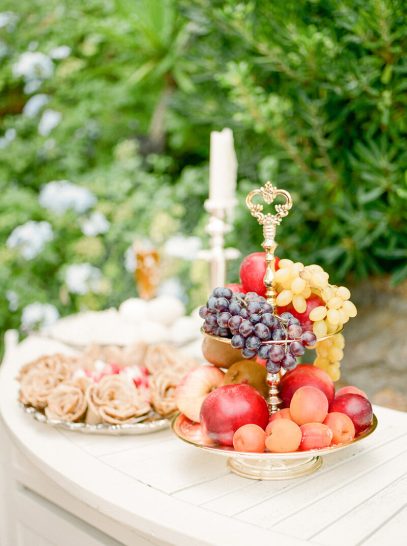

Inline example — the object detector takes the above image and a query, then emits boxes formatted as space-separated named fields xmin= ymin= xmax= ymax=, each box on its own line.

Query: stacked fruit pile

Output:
xmin=176 ymin=364 xmax=373 ymax=453
xmin=174 ymin=250 xmax=372 ymax=455
xmin=201 ymin=252 xmax=357 ymax=380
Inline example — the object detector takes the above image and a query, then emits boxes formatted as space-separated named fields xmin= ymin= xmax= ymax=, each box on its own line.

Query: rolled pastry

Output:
xmin=45 ymin=383 xmax=88 ymax=422
xmin=86 ymin=375 xmax=150 ymax=425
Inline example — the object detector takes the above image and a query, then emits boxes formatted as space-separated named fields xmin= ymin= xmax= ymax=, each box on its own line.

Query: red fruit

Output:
xmin=233 ymin=424 xmax=266 ymax=453
xmin=335 ymin=386 xmax=368 ymax=399
xmin=265 ymin=419 xmax=302 ymax=453
xmin=323 ymin=412 xmax=355 ymax=445
xmin=200 ymin=384 xmax=269 ymax=446
xmin=290 ymin=386 xmax=329 ymax=425
xmin=279 ymin=364 xmax=335 ymax=408
xmin=299 ymin=423 xmax=333 ymax=450
xmin=226 ymin=283 xmax=245 ymax=294
xmin=266 ymin=408 xmax=292 ymax=431
xmin=329 ymin=394 xmax=373 ymax=435
xmin=240 ymin=253 xmax=280 ymax=297
xmin=278 ymin=294 xmax=324 ymax=331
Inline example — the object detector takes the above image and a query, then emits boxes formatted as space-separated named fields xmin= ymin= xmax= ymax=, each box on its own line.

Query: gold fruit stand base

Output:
xmin=173 ymin=413 xmax=378 ymax=480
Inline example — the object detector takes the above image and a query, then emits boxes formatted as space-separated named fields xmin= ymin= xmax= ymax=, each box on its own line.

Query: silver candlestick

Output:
xmin=198 ymin=199 xmax=240 ymax=290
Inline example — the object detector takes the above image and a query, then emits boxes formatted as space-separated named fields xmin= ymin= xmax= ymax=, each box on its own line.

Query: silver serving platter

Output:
xmin=21 ymin=404 xmax=170 ymax=435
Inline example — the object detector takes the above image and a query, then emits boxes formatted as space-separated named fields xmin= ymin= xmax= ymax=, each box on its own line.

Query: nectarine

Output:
xmin=300 ymin=423 xmax=333 ymax=450
xmin=279 ymin=364 xmax=335 ymax=407
xmin=335 ymin=386 xmax=368 ymax=399
xmin=329 ymin=393 xmax=373 ymax=434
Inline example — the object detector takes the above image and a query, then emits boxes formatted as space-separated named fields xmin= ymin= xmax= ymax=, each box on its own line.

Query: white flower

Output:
xmin=13 ymin=51 xmax=53 ymax=82
xmin=23 ymin=94 xmax=49 ymax=117
xmin=0 ymin=128 xmax=16 ymax=149
xmin=65 ymin=263 xmax=103 ymax=295
xmin=50 ymin=45 xmax=71 ymax=60
xmin=164 ymin=235 xmax=202 ymax=260
xmin=38 ymin=109 xmax=61 ymax=136
xmin=24 ymin=80 xmax=42 ymax=94
xmin=7 ymin=221 xmax=54 ymax=260
xmin=81 ymin=211 xmax=110 ymax=237
xmin=6 ymin=290 xmax=19 ymax=312
xmin=21 ymin=303 xmax=59 ymax=331
xmin=124 ymin=245 xmax=136 ymax=273
xmin=39 ymin=180 xmax=96 ymax=215
xmin=0 ymin=11 xmax=18 ymax=30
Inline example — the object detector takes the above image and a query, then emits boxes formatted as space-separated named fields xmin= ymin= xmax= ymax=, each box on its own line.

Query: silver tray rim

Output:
xmin=21 ymin=404 xmax=170 ymax=435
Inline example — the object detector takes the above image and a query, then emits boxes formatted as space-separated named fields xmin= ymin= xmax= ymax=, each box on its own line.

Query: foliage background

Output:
xmin=0 ymin=0 xmax=406 ymax=341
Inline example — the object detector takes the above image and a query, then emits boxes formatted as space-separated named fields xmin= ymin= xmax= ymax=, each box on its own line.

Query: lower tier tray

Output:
xmin=172 ymin=413 xmax=378 ymax=480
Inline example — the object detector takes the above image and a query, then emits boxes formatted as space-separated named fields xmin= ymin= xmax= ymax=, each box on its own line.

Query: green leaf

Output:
xmin=391 ymin=263 xmax=407 ymax=285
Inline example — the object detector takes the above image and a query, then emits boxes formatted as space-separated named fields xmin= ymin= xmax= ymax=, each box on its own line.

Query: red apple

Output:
xmin=240 ymin=253 xmax=280 ymax=297
xmin=226 ymin=283 xmax=245 ymax=294
xmin=200 ymin=384 xmax=269 ymax=446
xmin=278 ymin=294 xmax=324 ymax=331
xmin=279 ymin=364 xmax=335 ymax=408
xmin=335 ymin=386 xmax=368 ymax=399
xmin=329 ymin=394 xmax=373 ymax=434
xmin=176 ymin=366 xmax=224 ymax=422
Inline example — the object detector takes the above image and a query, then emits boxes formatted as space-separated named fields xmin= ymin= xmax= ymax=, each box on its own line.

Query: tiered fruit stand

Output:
xmin=173 ymin=182 xmax=377 ymax=479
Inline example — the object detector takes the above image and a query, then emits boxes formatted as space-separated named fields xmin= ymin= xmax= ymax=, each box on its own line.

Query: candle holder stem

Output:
xmin=198 ymin=200 xmax=240 ymax=290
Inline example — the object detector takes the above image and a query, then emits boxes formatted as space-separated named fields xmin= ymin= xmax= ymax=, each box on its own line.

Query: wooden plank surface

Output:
xmin=1 ymin=335 xmax=407 ymax=546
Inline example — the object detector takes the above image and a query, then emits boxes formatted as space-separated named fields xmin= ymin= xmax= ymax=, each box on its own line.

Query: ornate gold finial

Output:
xmin=245 ymin=182 xmax=292 ymax=307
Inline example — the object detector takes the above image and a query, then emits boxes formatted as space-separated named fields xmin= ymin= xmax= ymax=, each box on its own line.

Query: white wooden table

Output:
xmin=1 ymin=335 xmax=407 ymax=546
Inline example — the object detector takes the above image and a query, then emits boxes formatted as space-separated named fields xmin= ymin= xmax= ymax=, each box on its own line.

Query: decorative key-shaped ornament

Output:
xmin=246 ymin=181 xmax=292 ymax=306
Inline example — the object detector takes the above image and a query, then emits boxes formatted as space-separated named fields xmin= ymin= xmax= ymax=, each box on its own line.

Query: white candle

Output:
xmin=209 ymin=128 xmax=237 ymax=207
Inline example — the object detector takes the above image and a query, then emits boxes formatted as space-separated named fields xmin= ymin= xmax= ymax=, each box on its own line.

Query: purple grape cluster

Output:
xmin=199 ymin=288 xmax=317 ymax=374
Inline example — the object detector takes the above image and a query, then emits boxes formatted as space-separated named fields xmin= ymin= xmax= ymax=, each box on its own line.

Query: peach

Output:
xmin=335 ymin=386 xmax=368 ymax=399
xmin=233 ymin=424 xmax=266 ymax=453
xmin=265 ymin=419 xmax=302 ymax=453
xmin=323 ymin=412 xmax=355 ymax=445
xmin=300 ymin=423 xmax=333 ymax=450
xmin=290 ymin=386 xmax=328 ymax=425
xmin=176 ymin=366 xmax=224 ymax=422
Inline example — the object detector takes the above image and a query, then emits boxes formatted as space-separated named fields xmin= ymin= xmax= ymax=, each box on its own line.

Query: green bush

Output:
xmin=0 ymin=0 xmax=406 ymax=343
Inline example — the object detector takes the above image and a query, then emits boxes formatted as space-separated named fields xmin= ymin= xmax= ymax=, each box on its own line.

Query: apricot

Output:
xmin=299 ymin=423 xmax=333 ymax=450
xmin=266 ymin=409 xmax=292 ymax=433
xmin=290 ymin=386 xmax=328 ymax=425
xmin=233 ymin=424 xmax=266 ymax=453
xmin=323 ymin=412 xmax=355 ymax=445
xmin=265 ymin=419 xmax=302 ymax=453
